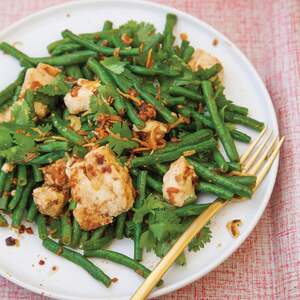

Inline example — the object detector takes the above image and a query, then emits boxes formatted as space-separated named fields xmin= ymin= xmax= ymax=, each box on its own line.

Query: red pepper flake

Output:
xmin=96 ymin=155 xmax=105 ymax=165
xmin=101 ymin=165 xmax=112 ymax=173
xmin=39 ymin=260 xmax=45 ymax=266
xmin=111 ymin=277 xmax=118 ymax=283
xmin=5 ymin=237 xmax=16 ymax=246
xmin=26 ymin=227 xmax=33 ymax=234
xmin=18 ymin=224 xmax=26 ymax=234
xmin=212 ymin=38 xmax=219 ymax=46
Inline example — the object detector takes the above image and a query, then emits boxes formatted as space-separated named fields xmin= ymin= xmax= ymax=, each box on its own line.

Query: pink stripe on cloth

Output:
xmin=0 ymin=1 xmax=299 ymax=299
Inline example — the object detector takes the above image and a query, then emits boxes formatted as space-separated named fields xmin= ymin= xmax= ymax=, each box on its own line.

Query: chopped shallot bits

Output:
xmin=226 ymin=219 xmax=242 ymax=238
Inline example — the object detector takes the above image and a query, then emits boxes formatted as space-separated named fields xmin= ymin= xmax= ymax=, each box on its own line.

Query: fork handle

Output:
xmin=131 ymin=200 xmax=225 ymax=300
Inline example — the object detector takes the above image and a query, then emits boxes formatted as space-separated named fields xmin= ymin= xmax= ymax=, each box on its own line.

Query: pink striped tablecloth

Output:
xmin=0 ymin=0 xmax=299 ymax=299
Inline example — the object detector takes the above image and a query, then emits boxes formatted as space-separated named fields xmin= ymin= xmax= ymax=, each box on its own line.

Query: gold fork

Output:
xmin=131 ymin=128 xmax=284 ymax=300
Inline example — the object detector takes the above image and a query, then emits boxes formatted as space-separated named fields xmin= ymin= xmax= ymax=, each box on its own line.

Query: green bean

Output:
xmin=224 ymin=112 xmax=264 ymax=132
xmin=8 ymin=186 xmax=23 ymax=211
xmin=28 ymin=151 xmax=65 ymax=165
xmin=0 ymin=170 xmax=8 ymax=196
xmin=11 ymin=178 xmax=34 ymax=227
xmin=141 ymin=33 xmax=163 ymax=60
xmin=230 ymin=129 xmax=251 ymax=143
xmin=102 ymin=20 xmax=113 ymax=31
xmin=51 ymin=113 xmax=84 ymax=145
xmin=115 ymin=213 xmax=127 ymax=239
xmin=70 ymin=219 xmax=82 ymax=248
xmin=131 ymin=168 xmax=162 ymax=192
xmin=196 ymin=63 xmax=223 ymax=80
xmin=134 ymin=83 xmax=177 ymax=124
xmin=65 ymin=65 xmax=83 ymax=79
xmin=197 ymin=182 xmax=233 ymax=200
xmin=26 ymin=200 xmax=38 ymax=222
xmin=0 ymin=69 xmax=26 ymax=106
xmin=128 ymin=65 xmax=180 ymax=77
xmin=151 ymin=163 xmax=169 ymax=175
xmin=37 ymin=141 xmax=70 ymax=152
xmin=179 ymin=40 xmax=190 ymax=57
xmin=174 ymin=203 xmax=210 ymax=217
xmin=43 ymin=238 xmax=112 ymax=287
xmin=123 ymin=101 xmax=144 ymax=129
xmin=131 ymin=138 xmax=216 ymax=168
xmin=182 ymin=45 xmax=195 ymax=63
xmin=0 ymin=42 xmax=34 ymax=67
xmin=31 ymin=50 xmax=96 ymax=66
xmin=0 ymin=171 xmax=14 ymax=210
xmin=49 ymin=218 xmax=62 ymax=239
xmin=37 ymin=214 xmax=48 ymax=240
xmin=68 ymin=200 xmax=77 ymax=211
xmin=89 ymin=226 xmax=107 ymax=241
xmin=17 ymin=165 xmax=27 ymax=186
xmin=84 ymin=249 xmax=152 ymax=280
xmin=162 ymin=96 xmax=185 ymax=106
xmin=51 ymin=42 xmax=83 ymax=56
xmin=228 ymin=161 xmax=241 ymax=172
xmin=62 ymin=30 xmax=139 ymax=56
xmin=156 ymin=129 xmax=213 ymax=155
xmin=61 ymin=213 xmax=72 ymax=246
xmin=163 ymin=13 xmax=177 ymax=51
xmin=133 ymin=170 xmax=147 ymax=261
xmin=0 ymin=213 xmax=8 ymax=227
xmin=81 ymin=65 xmax=94 ymax=80
xmin=201 ymin=81 xmax=239 ymax=162
xmin=188 ymin=159 xmax=252 ymax=198
xmin=225 ymin=175 xmax=256 ymax=186
xmin=32 ymin=165 xmax=44 ymax=183
xmin=87 ymin=58 xmax=126 ymax=114
xmin=108 ymin=71 xmax=131 ymax=92
xmin=79 ymin=231 xmax=90 ymax=245
xmin=216 ymin=96 xmax=248 ymax=116
xmin=81 ymin=235 xmax=113 ymax=250
xmin=169 ymin=86 xmax=203 ymax=102
xmin=213 ymin=149 xmax=229 ymax=173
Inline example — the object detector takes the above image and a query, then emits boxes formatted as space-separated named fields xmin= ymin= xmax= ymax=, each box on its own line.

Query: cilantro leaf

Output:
xmin=11 ymin=90 xmax=35 ymax=126
xmin=89 ymin=95 xmax=117 ymax=115
xmin=188 ymin=226 xmax=212 ymax=252
xmin=107 ymin=135 xmax=138 ymax=157
xmin=37 ymin=74 xmax=71 ymax=96
xmin=111 ymin=122 xmax=132 ymax=139
xmin=101 ymin=57 xmax=127 ymax=74
xmin=0 ymin=128 xmax=13 ymax=149
xmin=140 ymin=230 xmax=156 ymax=251
xmin=133 ymin=193 xmax=169 ymax=224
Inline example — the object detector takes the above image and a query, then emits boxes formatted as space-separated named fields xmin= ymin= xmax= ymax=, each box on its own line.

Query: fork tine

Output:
xmin=248 ymin=136 xmax=278 ymax=175
xmin=254 ymin=136 xmax=285 ymax=190
xmin=242 ymin=130 xmax=273 ymax=173
xmin=240 ymin=126 xmax=267 ymax=164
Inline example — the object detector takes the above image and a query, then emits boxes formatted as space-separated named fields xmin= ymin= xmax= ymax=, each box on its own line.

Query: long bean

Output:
xmin=128 ymin=65 xmax=179 ymax=77
xmin=0 ymin=42 xmax=34 ymax=67
xmin=84 ymin=249 xmax=152 ymax=279
xmin=188 ymin=159 xmax=252 ymax=198
xmin=81 ymin=235 xmax=113 ymax=250
xmin=0 ymin=171 xmax=14 ymax=210
xmin=230 ymin=129 xmax=251 ymax=143
xmin=115 ymin=213 xmax=127 ymax=240
xmin=197 ymin=181 xmax=233 ymax=200
xmin=62 ymin=30 xmax=139 ymax=56
xmin=70 ymin=219 xmax=82 ymax=248
xmin=32 ymin=165 xmax=44 ymax=182
xmin=8 ymin=186 xmax=23 ymax=211
xmin=61 ymin=213 xmax=72 ymax=246
xmin=37 ymin=213 xmax=48 ymax=240
xmin=124 ymin=101 xmax=145 ymax=129
xmin=223 ymin=175 xmax=256 ymax=186
xmin=26 ymin=200 xmax=38 ymax=222
xmin=201 ymin=80 xmax=239 ymax=162
xmin=131 ymin=138 xmax=216 ymax=167
xmin=89 ymin=226 xmax=107 ymax=242
xmin=43 ymin=238 xmax=112 ymax=287
xmin=81 ymin=65 xmax=94 ymax=80
xmin=11 ymin=178 xmax=35 ymax=228
xmin=169 ymin=86 xmax=203 ymax=102
xmin=0 ymin=213 xmax=8 ymax=227
xmin=37 ymin=141 xmax=70 ymax=152
xmin=196 ymin=63 xmax=223 ymax=80
xmin=134 ymin=83 xmax=177 ymax=124
xmin=163 ymin=13 xmax=177 ymax=52
xmin=51 ymin=113 xmax=84 ymax=145
xmin=133 ymin=170 xmax=147 ymax=261
xmin=87 ymin=58 xmax=126 ymax=114
xmin=65 ymin=65 xmax=83 ymax=79
xmin=0 ymin=69 xmax=26 ymax=106
xmin=174 ymin=203 xmax=210 ymax=217
xmin=224 ymin=112 xmax=264 ymax=132
xmin=213 ymin=149 xmax=229 ymax=173
xmin=17 ymin=165 xmax=27 ymax=186
xmin=28 ymin=151 xmax=65 ymax=165
xmin=31 ymin=50 xmax=96 ymax=66
xmin=51 ymin=43 xmax=82 ymax=56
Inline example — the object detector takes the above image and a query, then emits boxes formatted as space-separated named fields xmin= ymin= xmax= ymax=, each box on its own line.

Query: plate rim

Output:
xmin=0 ymin=0 xmax=279 ymax=299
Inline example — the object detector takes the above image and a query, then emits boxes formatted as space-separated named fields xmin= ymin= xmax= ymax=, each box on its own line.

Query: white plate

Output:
xmin=0 ymin=0 xmax=279 ymax=299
